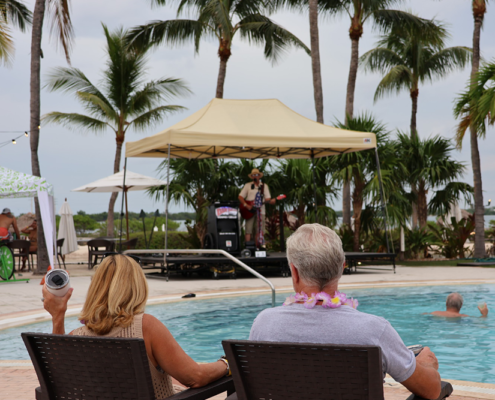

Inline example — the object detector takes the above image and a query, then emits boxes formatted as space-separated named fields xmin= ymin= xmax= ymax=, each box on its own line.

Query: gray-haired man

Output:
xmin=249 ymin=223 xmax=442 ymax=399
xmin=431 ymin=292 xmax=488 ymax=318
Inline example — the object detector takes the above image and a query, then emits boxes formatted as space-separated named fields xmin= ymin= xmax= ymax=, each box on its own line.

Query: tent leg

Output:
xmin=374 ymin=148 xmax=392 ymax=254
xmin=119 ymin=159 xmax=128 ymax=252
xmin=311 ymin=153 xmax=318 ymax=224
xmin=125 ymin=189 xmax=130 ymax=242
xmin=164 ymin=145 xmax=171 ymax=268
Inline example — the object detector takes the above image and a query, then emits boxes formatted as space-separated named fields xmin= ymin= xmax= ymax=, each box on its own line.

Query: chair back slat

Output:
xmin=22 ymin=333 xmax=155 ymax=400
xmin=223 ymin=340 xmax=384 ymax=400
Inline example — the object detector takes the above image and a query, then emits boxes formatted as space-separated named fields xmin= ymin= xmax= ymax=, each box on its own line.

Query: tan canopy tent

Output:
xmin=124 ymin=98 xmax=389 ymax=252
xmin=125 ymin=98 xmax=377 ymax=159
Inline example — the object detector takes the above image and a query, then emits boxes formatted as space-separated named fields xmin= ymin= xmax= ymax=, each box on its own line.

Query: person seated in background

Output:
xmin=249 ymin=224 xmax=442 ymax=400
xmin=431 ymin=292 xmax=488 ymax=318
xmin=21 ymin=219 xmax=37 ymax=271
xmin=42 ymin=255 xmax=230 ymax=397
xmin=0 ymin=208 xmax=19 ymax=241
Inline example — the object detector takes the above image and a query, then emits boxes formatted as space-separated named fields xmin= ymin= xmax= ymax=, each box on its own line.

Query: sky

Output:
xmin=0 ymin=0 xmax=494 ymax=216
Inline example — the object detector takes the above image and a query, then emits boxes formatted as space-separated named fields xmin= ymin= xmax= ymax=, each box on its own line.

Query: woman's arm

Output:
xmin=143 ymin=314 xmax=227 ymax=388
xmin=42 ymin=285 xmax=73 ymax=334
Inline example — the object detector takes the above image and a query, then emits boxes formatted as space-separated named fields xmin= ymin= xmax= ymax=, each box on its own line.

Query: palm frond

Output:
xmin=42 ymin=112 xmax=111 ymax=133
xmin=238 ymin=15 xmax=310 ymax=63
xmin=373 ymin=64 xmax=413 ymax=101
xmin=202 ymin=0 xmax=233 ymax=42
xmin=372 ymin=9 xmax=441 ymax=40
xmin=125 ymin=19 xmax=207 ymax=53
xmin=0 ymin=22 xmax=14 ymax=66
xmin=46 ymin=0 xmax=74 ymax=63
xmin=360 ymin=47 xmax=405 ymax=72
xmin=129 ymin=78 xmax=191 ymax=114
xmin=0 ymin=0 xmax=32 ymax=31
xmin=428 ymin=182 xmax=473 ymax=216
xmin=76 ymin=92 xmax=118 ymax=122
xmin=421 ymin=46 xmax=472 ymax=83
xmin=129 ymin=105 xmax=186 ymax=132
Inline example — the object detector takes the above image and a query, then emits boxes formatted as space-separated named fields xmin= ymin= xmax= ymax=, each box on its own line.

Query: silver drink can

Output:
xmin=45 ymin=269 xmax=71 ymax=297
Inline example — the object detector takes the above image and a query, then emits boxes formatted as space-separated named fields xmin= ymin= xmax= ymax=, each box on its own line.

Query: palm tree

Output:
xmin=125 ymin=0 xmax=310 ymax=99
xmin=466 ymin=0 xmax=488 ymax=258
xmin=455 ymin=60 xmax=495 ymax=257
xmin=43 ymin=25 xmax=190 ymax=237
xmin=30 ymin=0 xmax=73 ymax=273
xmin=395 ymin=133 xmax=472 ymax=229
xmin=360 ymin=19 xmax=471 ymax=138
xmin=0 ymin=0 xmax=32 ymax=65
xmin=330 ymin=113 xmax=396 ymax=251
xmin=318 ymin=1 xmax=437 ymax=228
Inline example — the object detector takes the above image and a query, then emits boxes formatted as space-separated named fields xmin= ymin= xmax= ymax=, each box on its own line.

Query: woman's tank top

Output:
xmin=72 ymin=313 xmax=176 ymax=399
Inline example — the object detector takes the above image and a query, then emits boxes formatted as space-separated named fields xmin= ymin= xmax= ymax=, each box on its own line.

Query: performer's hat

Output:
xmin=248 ymin=168 xmax=263 ymax=179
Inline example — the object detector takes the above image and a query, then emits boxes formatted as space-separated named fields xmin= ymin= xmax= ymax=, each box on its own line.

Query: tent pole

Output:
xmin=311 ymin=151 xmax=318 ymax=224
xmin=374 ymin=148 xmax=391 ymax=253
xmin=125 ymin=189 xmax=130 ymax=242
xmin=164 ymin=144 xmax=171 ymax=265
xmin=119 ymin=159 xmax=127 ymax=252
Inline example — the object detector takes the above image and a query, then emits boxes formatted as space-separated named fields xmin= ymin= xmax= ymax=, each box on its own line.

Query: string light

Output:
xmin=25 ymin=132 xmax=29 ymax=137
xmin=12 ymin=139 xmax=16 ymax=144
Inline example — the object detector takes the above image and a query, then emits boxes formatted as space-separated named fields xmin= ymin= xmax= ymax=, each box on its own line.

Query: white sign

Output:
xmin=255 ymin=251 xmax=266 ymax=258
xmin=363 ymin=138 xmax=372 ymax=144
xmin=226 ymin=240 xmax=232 ymax=247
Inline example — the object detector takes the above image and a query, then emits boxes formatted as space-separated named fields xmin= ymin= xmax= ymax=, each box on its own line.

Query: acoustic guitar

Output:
xmin=239 ymin=194 xmax=286 ymax=220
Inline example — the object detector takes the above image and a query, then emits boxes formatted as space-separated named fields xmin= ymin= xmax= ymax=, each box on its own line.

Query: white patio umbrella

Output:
xmin=72 ymin=170 xmax=167 ymax=240
xmin=58 ymin=199 xmax=79 ymax=255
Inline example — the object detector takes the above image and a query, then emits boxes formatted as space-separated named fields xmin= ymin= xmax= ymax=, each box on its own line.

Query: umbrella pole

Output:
xmin=311 ymin=152 xmax=318 ymax=224
xmin=119 ymin=159 xmax=128 ymax=252
xmin=125 ymin=188 xmax=130 ymax=242
xmin=374 ymin=148 xmax=392 ymax=253
xmin=164 ymin=144 xmax=171 ymax=264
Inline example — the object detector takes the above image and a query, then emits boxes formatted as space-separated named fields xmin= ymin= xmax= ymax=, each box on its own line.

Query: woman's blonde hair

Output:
xmin=79 ymin=254 xmax=148 ymax=335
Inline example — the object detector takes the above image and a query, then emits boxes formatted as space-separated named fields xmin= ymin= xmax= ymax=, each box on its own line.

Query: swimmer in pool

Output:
xmin=431 ymin=292 xmax=488 ymax=318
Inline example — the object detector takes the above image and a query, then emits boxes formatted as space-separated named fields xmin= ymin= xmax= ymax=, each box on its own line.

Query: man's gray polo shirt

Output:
xmin=249 ymin=304 xmax=416 ymax=383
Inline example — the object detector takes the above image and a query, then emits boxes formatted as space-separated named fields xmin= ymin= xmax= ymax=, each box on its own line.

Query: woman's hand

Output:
xmin=42 ymin=285 xmax=73 ymax=334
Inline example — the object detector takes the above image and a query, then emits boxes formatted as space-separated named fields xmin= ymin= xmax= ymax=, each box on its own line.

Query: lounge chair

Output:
xmin=22 ymin=332 xmax=234 ymax=400
xmin=222 ymin=340 xmax=453 ymax=400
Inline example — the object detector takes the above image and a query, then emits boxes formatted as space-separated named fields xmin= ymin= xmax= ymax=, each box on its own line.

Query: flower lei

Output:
xmin=283 ymin=291 xmax=358 ymax=309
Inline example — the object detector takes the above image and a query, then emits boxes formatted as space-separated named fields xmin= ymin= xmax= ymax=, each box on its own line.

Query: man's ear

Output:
xmin=290 ymin=263 xmax=300 ymax=284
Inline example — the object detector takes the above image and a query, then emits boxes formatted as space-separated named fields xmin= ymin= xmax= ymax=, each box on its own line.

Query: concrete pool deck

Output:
xmin=2 ymin=263 xmax=495 ymax=399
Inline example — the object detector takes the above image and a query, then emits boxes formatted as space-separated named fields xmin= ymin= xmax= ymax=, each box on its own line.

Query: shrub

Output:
xmin=129 ymin=231 xmax=191 ymax=250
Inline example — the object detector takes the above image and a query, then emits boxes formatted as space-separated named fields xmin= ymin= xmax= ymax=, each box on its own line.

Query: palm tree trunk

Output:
xmin=30 ymin=0 xmax=49 ymax=273
xmin=216 ymin=40 xmax=231 ymax=99
xmin=352 ymin=179 xmax=364 ymax=252
xmin=410 ymin=87 xmax=419 ymax=139
xmin=343 ymin=30 xmax=361 ymax=228
xmin=309 ymin=0 xmax=323 ymax=123
xmin=106 ymin=136 xmax=124 ymax=237
xmin=342 ymin=182 xmax=351 ymax=226
xmin=470 ymin=2 xmax=486 ymax=258
xmin=417 ymin=185 xmax=428 ymax=229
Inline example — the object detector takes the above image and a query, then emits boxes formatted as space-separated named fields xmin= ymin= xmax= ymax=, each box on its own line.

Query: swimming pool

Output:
xmin=1 ymin=284 xmax=494 ymax=383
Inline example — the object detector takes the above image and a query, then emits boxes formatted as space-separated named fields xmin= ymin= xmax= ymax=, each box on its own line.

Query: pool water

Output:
xmin=1 ymin=284 xmax=494 ymax=383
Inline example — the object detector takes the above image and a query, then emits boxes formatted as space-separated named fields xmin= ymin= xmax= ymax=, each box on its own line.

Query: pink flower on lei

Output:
xmin=345 ymin=298 xmax=359 ymax=309
xmin=304 ymin=293 xmax=318 ymax=309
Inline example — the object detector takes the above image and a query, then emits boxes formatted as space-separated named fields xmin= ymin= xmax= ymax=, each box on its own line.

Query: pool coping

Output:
xmin=2 ymin=278 xmax=495 ymax=331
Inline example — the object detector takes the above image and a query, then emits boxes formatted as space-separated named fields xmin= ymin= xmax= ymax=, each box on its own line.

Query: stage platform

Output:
xmin=138 ymin=251 xmax=396 ymax=280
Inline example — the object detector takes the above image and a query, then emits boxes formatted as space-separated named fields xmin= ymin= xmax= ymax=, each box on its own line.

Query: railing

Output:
xmin=123 ymin=249 xmax=276 ymax=307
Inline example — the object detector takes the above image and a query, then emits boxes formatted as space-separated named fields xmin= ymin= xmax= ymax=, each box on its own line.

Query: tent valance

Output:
xmin=125 ymin=99 xmax=376 ymax=159
xmin=0 ymin=166 xmax=54 ymax=199
xmin=0 ymin=166 xmax=56 ymax=267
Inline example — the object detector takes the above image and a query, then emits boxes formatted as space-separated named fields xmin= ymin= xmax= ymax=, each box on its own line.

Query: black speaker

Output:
xmin=204 ymin=202 xmax=241 ymax=255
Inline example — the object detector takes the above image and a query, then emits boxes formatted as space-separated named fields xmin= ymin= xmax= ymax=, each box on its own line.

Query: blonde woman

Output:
xmin=42 ymin=254 xmax=229 ymax=398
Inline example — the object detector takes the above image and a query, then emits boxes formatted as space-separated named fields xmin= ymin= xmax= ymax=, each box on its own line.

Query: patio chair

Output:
xmin=117 ymin=237 xmax=139 ymax=252
xmin=56 ymin=238 xmax=66 ymax=269
xmin=87 ymin=239 xmax=115 ymax=269
xmin=222 ymin=340 xmax=453 ymax=400
xmin=22 ymin=332 xmax=234 ymax=400
xmin=9 ymin=239 xmax=30 ymax=271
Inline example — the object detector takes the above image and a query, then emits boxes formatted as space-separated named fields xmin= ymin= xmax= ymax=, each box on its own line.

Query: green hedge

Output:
xmin=129 ymin=231 xmax=191 ymax=250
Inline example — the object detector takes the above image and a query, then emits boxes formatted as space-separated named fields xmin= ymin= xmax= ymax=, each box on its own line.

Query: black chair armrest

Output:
xmin=35 ymin=387 xmax=48 ymax=400
xmin=405 ymin=381 xmax=453 ymax=400
xmin=160 ymin=376 xmax=234 ymax=400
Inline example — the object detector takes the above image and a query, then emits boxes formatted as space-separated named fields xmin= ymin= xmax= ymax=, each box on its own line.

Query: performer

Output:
xmin=238 ymin=168 xmax=275 ymax=245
